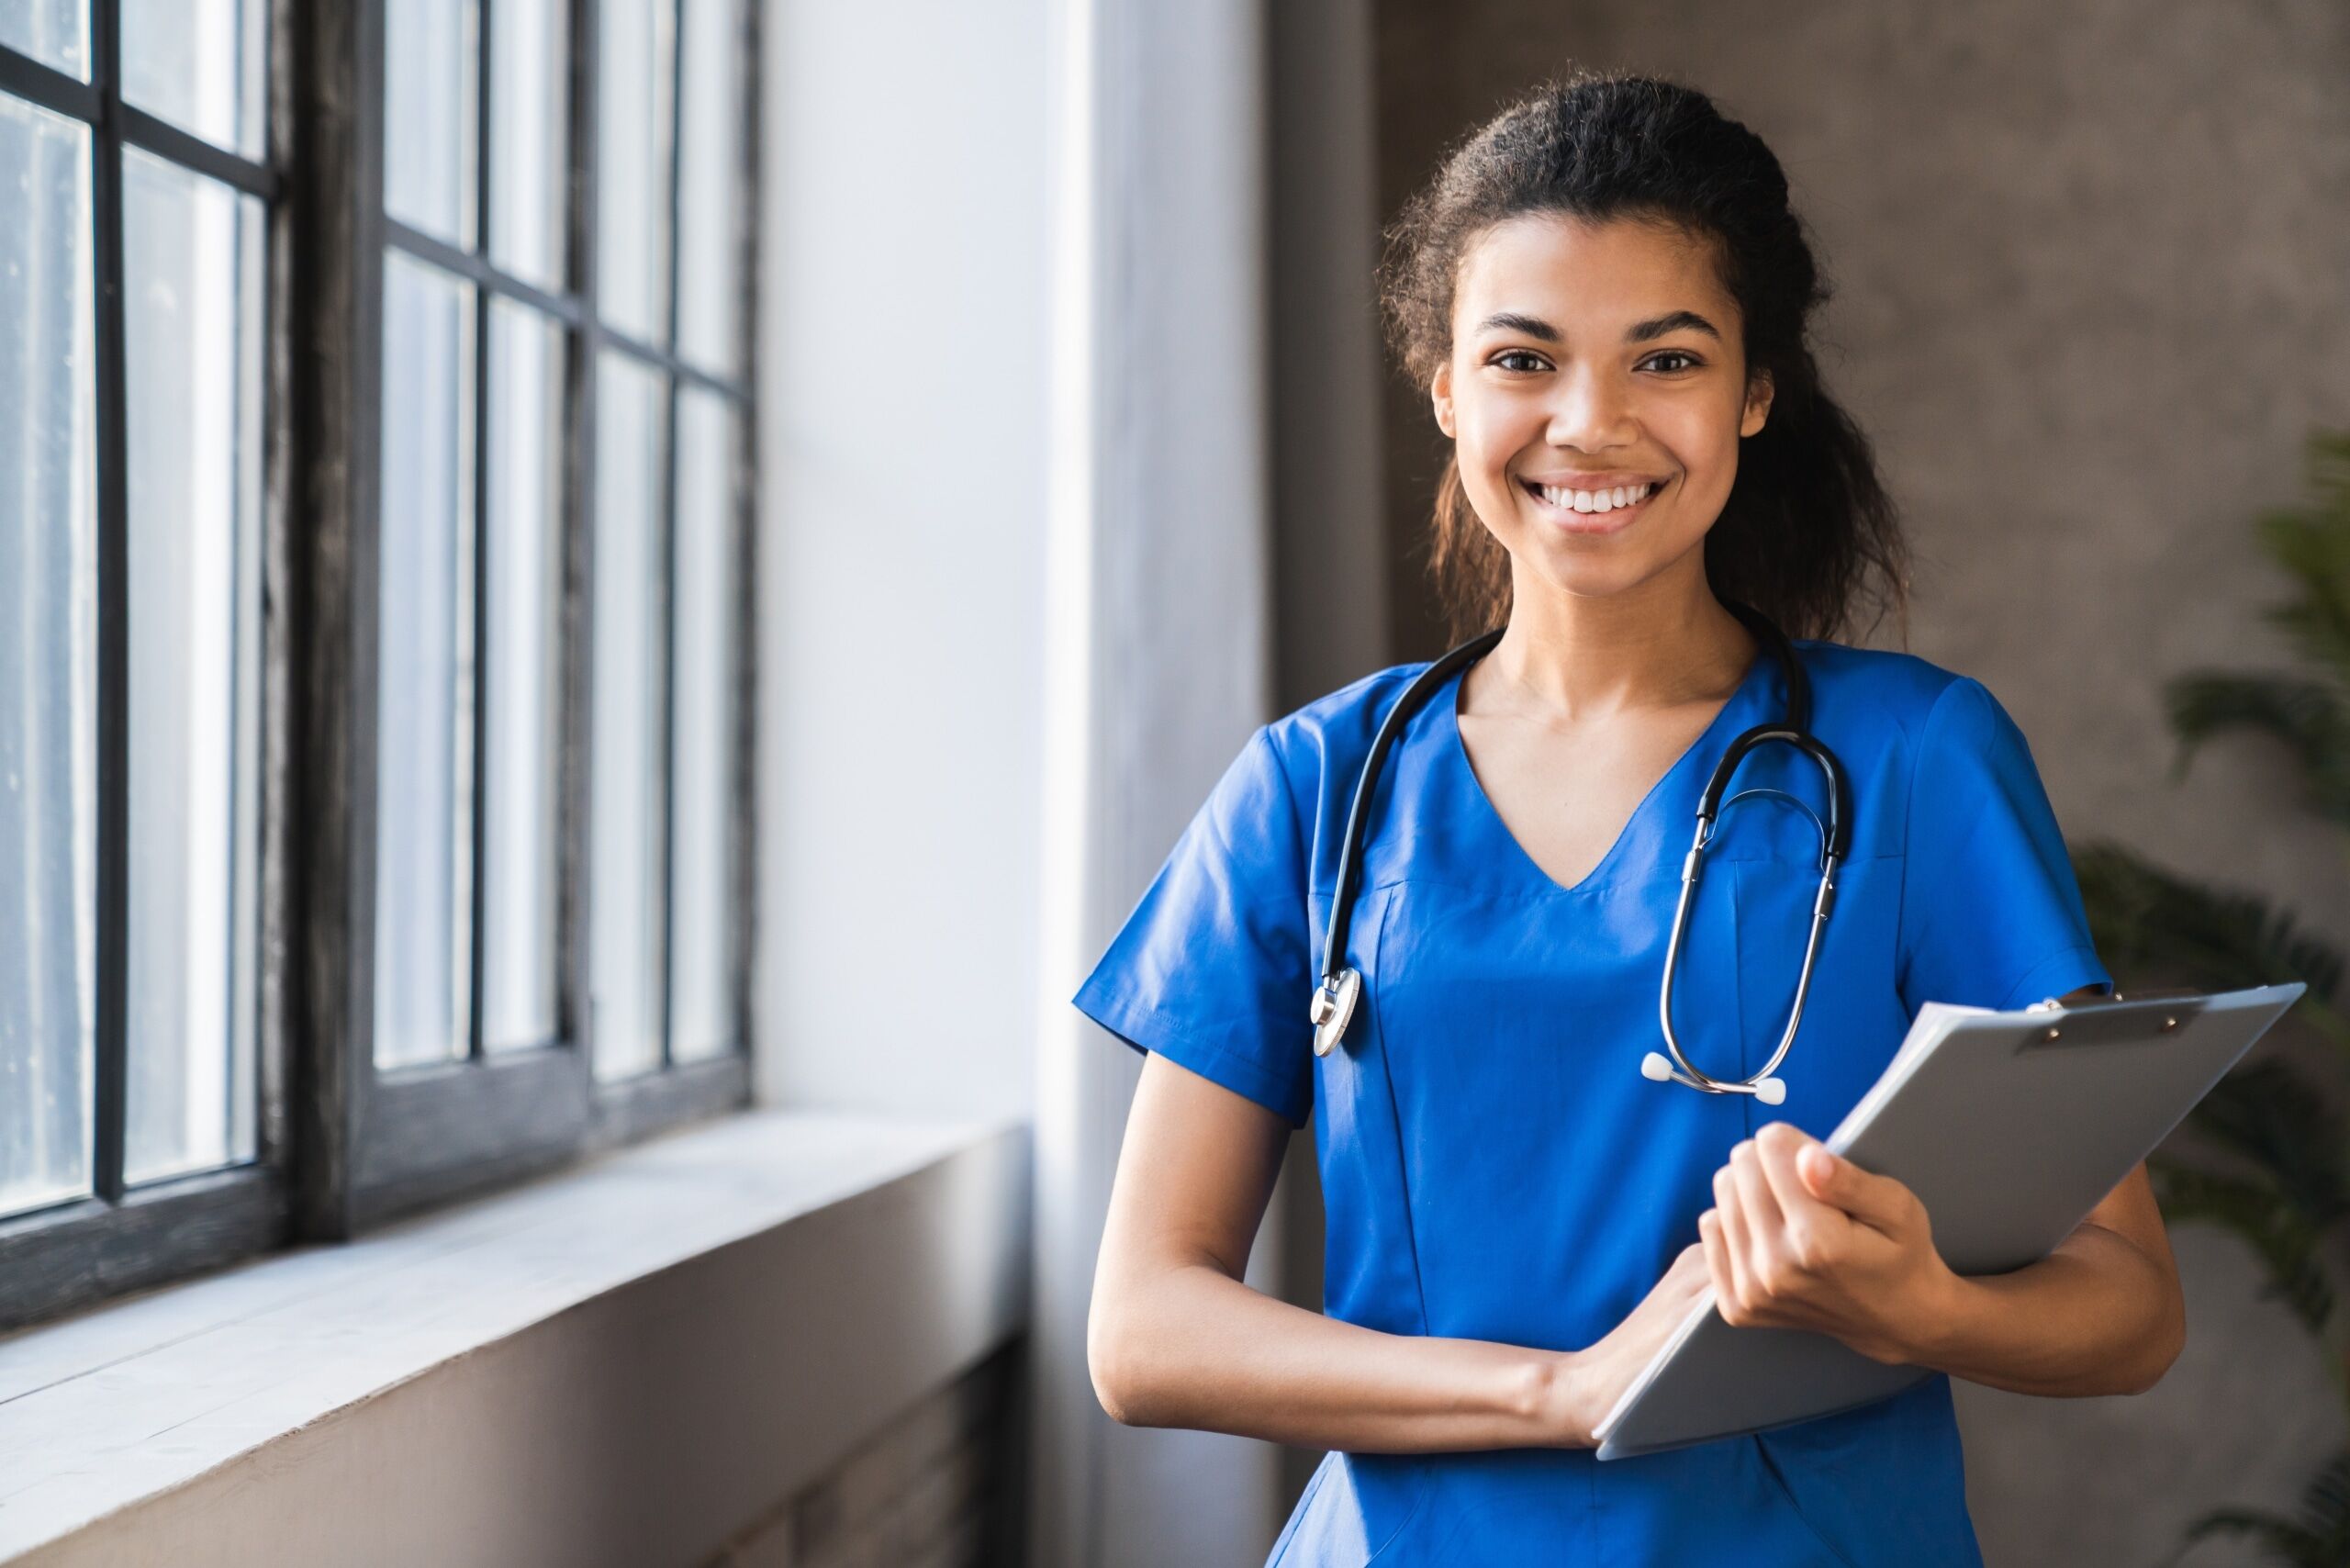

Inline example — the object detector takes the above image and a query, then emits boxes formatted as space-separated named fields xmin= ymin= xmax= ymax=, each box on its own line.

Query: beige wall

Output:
xmin=1370 ymin=3 xmax=2350 ymax=1562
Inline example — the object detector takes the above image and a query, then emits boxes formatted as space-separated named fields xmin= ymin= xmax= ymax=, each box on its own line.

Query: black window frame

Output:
xmin=0 ymin=0 xmax=762 ymax=1332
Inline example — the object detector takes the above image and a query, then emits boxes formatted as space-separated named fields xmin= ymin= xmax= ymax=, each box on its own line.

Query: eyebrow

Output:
xmin=1472 ymin=308 xmax=1722 ymax=345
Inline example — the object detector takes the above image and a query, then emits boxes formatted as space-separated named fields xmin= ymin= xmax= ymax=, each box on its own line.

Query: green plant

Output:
xmin=2068 ymin=428 xmax=2350 ymax=1566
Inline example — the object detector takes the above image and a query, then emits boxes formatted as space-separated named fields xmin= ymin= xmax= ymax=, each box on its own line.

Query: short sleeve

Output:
xmin=1070 ymin=724 xmax=1315 ymax=1126
xmin=1896 ymin=677 xmax=2114 ymax=1015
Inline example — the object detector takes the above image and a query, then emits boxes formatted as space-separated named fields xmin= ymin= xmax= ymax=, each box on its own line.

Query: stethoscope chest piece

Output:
xmin=1311 ymin=967 xmax=1360 ymax=1057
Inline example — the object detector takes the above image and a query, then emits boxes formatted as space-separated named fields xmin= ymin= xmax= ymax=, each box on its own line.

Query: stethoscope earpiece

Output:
xmin=1642 ymin=1050 xmax=1789 ymax=1104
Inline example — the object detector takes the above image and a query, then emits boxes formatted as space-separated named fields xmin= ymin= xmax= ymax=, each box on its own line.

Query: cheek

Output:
xmin=1455 ymin=391 xmax=1546 ymax=464
xmin=1661 ymin=402 xmax=1744 ymax=487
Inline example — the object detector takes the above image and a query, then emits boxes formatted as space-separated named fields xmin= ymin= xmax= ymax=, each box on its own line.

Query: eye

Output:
xmin=1643 ymin=350 xmax=1702 ymax=374
xmin=1493 ymin=350 xmax=1550 ymax=374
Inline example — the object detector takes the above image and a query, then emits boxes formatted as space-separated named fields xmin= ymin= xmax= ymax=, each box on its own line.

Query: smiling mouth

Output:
xmin=1518 ymin=476 xmax=1665 ymax=521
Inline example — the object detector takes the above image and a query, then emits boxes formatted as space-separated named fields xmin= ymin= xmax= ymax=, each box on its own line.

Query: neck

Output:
xmin=1482 ymin=559 xmax=1758 ymax=723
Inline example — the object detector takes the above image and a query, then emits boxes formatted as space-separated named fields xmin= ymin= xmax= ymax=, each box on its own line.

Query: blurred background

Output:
xmin=0 ymin=1 xmax=2344 ymax=1565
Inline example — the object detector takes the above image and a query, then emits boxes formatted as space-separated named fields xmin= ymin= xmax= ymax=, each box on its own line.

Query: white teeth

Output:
xmin=1535 ymin=480 xmax=1654 ymax=512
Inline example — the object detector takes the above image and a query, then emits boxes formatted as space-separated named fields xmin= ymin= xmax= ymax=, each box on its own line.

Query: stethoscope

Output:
xmin=1307 ymin=599 xmax=1852 ymax=1105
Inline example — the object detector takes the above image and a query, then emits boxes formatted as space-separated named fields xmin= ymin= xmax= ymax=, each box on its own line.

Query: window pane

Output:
xmin=122 ymin=151 xmax=263 ymax=1184
xmin=596 ymin=0 xmax=674 ymax=345
xmin=122 ymin=0 xmax=267 ymax=159
xmin=590 ymin=352 xmax=667 ymax=1081
xmin=0 ymin=97 xmax=95 ymax=1217
xmin=481 ymin=300 xmax=564 ymax=1054
xmin=0 ymin=0 xmax=87 ymax=79
xmin=488 ymin=0 xmax=567 ymax=292
xmin=386 ymin=0 xmax=478 ymax=247
xmin=375 ymin=251 xmax=476 ymax=1070
xmin=667 ymin=387 xmax=737 ymax=1061
xmin=676 ymin=0 xmax=744 ymax=375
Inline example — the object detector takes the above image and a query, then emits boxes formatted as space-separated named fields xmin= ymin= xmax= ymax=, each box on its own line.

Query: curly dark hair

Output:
xmin=1378 ymin=69 xmax=1911 ymax=648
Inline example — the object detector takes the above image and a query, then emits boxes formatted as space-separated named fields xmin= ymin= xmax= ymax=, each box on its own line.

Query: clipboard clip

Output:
xmin=2020 ymin=987 xmax=2205 ymax=1047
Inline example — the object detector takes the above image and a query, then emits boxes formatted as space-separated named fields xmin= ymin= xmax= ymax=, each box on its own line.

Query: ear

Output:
xmin=1431 ymin=363 xmax=1455 ymax=440
xmin=1740 ymin=368 xmax=1774 ymax=439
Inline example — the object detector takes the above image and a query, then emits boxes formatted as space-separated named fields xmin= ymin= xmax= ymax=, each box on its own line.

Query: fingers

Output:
xmin=1758 ymin=1116 xmax=1919 ymax=1238
xmin=1708 ymin=1131 xmax=1813 ymax=1326
xmin=1729 ymin=1136 xmax=1786 ymax=1308
xmin=1696 ymin=1204 xmax=1731 ymax=1310
xmin=1751 ymin=1122 xmax=1848 ymax=1269
xmin=1708 ymin=1158 xmax=1753 ymax=1310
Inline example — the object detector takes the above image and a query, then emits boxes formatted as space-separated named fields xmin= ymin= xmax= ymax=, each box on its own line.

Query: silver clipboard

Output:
xmin=1592 ymin=980 xmax=2306 ymax=1461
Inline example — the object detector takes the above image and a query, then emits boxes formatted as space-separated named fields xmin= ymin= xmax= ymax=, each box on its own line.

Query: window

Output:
xmin=0 ymin=0 xmax=756 ymax=1331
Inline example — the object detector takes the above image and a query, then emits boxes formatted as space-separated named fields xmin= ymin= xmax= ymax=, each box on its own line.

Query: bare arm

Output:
xmin=1087 ymin=1052 xmax=1707 ymax=1451
xmin=1700 ymin=986 xmax=2187 ymax=1398
xmin=1908 ymin=1156 xmax=2184 ymax=1395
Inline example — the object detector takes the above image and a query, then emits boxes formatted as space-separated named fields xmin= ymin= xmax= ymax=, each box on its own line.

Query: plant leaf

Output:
xmin=2163 ymin=672 xmax=2350 ymax=825
xmin=2148 ymin=1156 xmax=2337 ymax=1333
xmin=2186 ymin=1060 xmax=2350 ymax=1227
xmin=2070 ymin=839 xmax=2347 ymax=1011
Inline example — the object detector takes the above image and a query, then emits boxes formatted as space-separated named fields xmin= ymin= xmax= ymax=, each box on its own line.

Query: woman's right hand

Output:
xmin=1538 ymin=1242 xmax=1715 ymax=1449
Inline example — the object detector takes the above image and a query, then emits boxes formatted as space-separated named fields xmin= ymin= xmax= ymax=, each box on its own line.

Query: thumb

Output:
xmin=1799 ymin=1142 xmax=1909 ymax=1230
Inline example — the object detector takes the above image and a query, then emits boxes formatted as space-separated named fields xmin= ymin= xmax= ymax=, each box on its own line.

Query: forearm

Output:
xmin=1095 ymin=1260 xmax=1572 ymax=1452
xmin=1906 ymin=1222 xmax=2185 ymax=1396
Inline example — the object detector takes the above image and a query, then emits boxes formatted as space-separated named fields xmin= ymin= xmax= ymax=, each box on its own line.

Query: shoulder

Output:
xmin=1256 ymin=659 xmax=1438 ymax=790
xmin=1785 ymin=637 xmax=2012 ymax=748
xmin=1791 ymin=640 xmax=2060 ymax=852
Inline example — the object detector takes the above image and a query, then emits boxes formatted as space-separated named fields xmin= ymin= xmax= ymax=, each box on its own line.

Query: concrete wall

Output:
xmin=1370 ymin=3 xmax=2350 ymax=1562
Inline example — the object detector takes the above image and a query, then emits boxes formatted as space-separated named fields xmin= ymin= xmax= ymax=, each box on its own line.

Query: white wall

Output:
xmin=756 ymin=0 xmax=1057 ymax=1124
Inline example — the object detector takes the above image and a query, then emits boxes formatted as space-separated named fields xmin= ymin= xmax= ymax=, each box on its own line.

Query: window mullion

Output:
xmin=566 ymin=0 xmax=599 ymax=1074
xmin=89 ymin=0 xmax=130 ymax=1207
xmin=466 ymin=0 xmax=498 ymax=1061
xmin=655 ymin=0 xmax=685 ymax=1070
xmin=733 ymin=0 xmax=759 ymax=1063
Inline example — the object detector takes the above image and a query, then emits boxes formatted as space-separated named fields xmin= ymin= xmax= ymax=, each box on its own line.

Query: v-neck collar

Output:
xmin=1439 ymin=645 xmax=1777 ymax=898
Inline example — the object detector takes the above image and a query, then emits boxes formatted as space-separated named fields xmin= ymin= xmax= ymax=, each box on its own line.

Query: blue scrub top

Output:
xmin=1072 ymin=637 xmax=2113 ymax=1568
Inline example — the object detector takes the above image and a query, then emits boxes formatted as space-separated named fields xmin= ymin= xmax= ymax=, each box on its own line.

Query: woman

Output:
xmin=1074 ymin=71 xmax=2184 ymax=1566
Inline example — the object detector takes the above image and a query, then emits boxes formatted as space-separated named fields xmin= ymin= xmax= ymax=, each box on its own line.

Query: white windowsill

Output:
xmin=0 ymin=1106 xmax=1033 ymax=1567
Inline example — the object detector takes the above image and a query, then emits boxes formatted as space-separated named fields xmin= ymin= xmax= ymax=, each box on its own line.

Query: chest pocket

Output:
xmin=1306 ymin=884 xmax=1430 ymax=1339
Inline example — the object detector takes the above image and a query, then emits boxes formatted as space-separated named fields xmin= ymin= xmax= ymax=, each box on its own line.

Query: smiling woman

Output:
xmin=1077 ymin=65 xmax=2181 ymax=1568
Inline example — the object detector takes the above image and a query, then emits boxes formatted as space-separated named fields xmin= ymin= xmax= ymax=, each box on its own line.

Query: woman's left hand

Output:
xmin=1696 ymin=1121 xmax=1953 ymax=1366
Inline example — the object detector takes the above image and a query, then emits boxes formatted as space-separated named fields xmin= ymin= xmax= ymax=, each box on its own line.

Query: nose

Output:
xmin=1543 ymin=361 xmax=1637 ymax=451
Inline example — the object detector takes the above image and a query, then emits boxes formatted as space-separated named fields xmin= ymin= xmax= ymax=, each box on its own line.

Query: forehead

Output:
xmin=1452 ymin=212 xmax=1729 ymax=331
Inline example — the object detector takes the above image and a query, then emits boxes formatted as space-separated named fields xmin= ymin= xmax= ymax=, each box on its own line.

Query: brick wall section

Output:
xmin=708 ymin=1338 xmax=1027 ymax=1568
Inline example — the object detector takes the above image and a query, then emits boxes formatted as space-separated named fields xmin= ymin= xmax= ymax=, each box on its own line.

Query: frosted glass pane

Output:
xmin=596 ymin=0 xmax=673 ymax=344
xmin=488 ymin=0 xmax=567 ymax=291
xmin=0 ymin=0 xmax=87 ymax=78
xmin=122 ymin=151 xmax=263 ymax=1185
xmin=675 ymin=0 xmax=744 ymax=375
xmin=386 ymin=0 xmax=477 ymax=246
xmin=481 ymin=300 xmax=563 ymax=1054
xmin=667 ymin=387 xmax=736 ymax=1061
xmin=122 ymin=0 xmax=267 ymax=158
xmin=0 ymin=98 xmax=96 ymax=1218
xmin=375 ymin=251 xmax=476 ymax=1070
xmin=589 ymin=352 xmax=666 ymax=1080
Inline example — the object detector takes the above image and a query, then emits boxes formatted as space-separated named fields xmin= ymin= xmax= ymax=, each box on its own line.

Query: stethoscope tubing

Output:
xmin=1309 ymin=599 xmax=1852 ymax=1103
